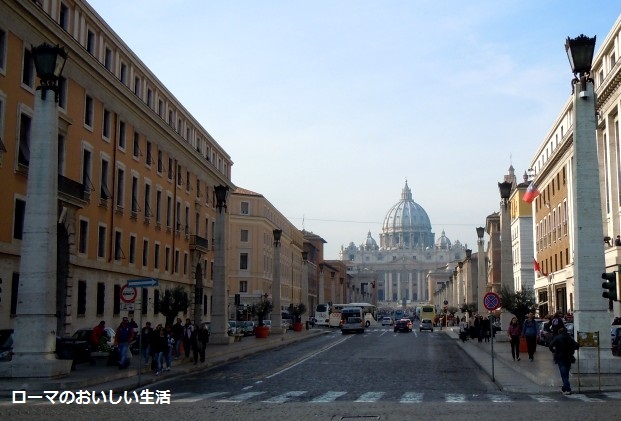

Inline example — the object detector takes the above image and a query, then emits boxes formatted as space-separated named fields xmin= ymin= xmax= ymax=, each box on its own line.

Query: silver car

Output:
xmin=420 ymin=318 xmax=434 ymax=332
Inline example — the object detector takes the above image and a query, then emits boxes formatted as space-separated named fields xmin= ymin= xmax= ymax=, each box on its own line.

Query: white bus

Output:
xmin=328 ymin=302 xmax=378 ymax=328
xmin=314 ymin=303 xmax=331 ymax=327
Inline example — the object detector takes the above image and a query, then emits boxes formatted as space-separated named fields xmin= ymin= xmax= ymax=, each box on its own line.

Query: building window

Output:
xmin=114 ymin=231 xmax=123 ymax=261
xmin=116 ymin=167 xmax=125 ymax=208
xmin=120 ymin=62 xmax=127 ymax=85
xmin=146 ymin=141 xmax=152 ymax=166
xmin=82 ymin=148 xmax=93 ymax=193
xmin=104 ymin=47 xmax=112 ymax=71
xmin=157 ymin=150 xmax=163 ymax=173
xmin=158 ymin=100 xmax=164 ymax=117
xmin=154 ymin=289 xmax=160 ymax=314
xmin=18 ymin=113 xmax=31 ymax=166
xmin=241 ymin=229 xmax=249 ymax=242
xmin=168 ymin=157 xmax=173 ymax=180
xmin=154 ymin=243 xmax=160 ymax=269
xmin=144 ymin=183 xmax=152 ymax=218
xmin=97 ymin=225 xmax=106 ymax=258
xmin=86 ymin=30 xmax=95 ymax=55
xmin=96 ymin=282 xmax=105 ymax=316
xmin=166 ymin=195 xmax=172 ymax=228
xmin=156 ymin=190 xmax=162 ymax=224
xmin=102 ymin=109 xmax=111 ymax=139
xmin=59 ymin=3 xmax=70 ymax=32
xmin=141 ymin=288 xmax=148 ymax=315
xmin=142 ymin=239 xmax=149 ymax=267
xmin=84 ymin=95 xmax=93 ymax=128
xmin=113 ymin=284 xmax=120 ymax=315
xmin=241 ymin=202 xmax=249 ymax=215
xmin=165 ymin=247 xmax=170 ymax=271
xmin=78 ymin=219 xmax=88 ymax=254
xmin=0 ymin=29 xmax=6 ymax=71
xmin=174 ymin=250 xmax=180 ymax=273
xmin=147 ymin=88 xmax=153 ymax=108
xmin=77 ymin=280 xmax=86 ymax=316
xmin=131 ymin=175 xmax=139 ymax=213
xmin=134 ymin=76 xmax=141 ymax=97
xmin=22 ymin=48 xmax=34 ymax=88
xmin=183 ymin=252 xmax=188 ymax=275
xmin=240 ymin=281 xmax=248 ymax=293
xmin=100 ymin=158 xmax=111 ymax=200
xmin=240 ymin=253 xmax=248 ymax=270
xmin=129 ymin=235 xmax=136 ymax=264
xmin=57 ymin=77 xmax=67 ymax=109
xmin=118 ymin=121 xmax=126 ymax=149
xmin=13 ymin=198 xmax=26 ymax=240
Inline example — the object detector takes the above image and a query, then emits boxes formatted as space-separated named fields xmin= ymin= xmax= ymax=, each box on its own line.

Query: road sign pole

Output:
xmin=490 ymin=313 xmax=495 ymax=382
xmin=138 ymin=290 xmax=143 ymax=388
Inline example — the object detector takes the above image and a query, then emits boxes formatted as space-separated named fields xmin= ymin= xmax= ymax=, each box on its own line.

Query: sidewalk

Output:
xmin=444 ymin=327 xmax=621 ymax=393
xmin=0 ymin=327 xmax=326 ymax=399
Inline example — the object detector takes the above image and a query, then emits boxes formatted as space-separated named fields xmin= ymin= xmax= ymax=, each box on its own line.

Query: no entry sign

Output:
xmin=483 ymin=292 xmax=501 ymax=311
xmin=120 ymin=285 xmax=137 ymax=303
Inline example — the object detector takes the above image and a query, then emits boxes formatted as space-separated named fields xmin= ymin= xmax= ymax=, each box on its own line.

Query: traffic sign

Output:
xmin=127 ymin=278 xmax=159 ymax=288
xmin=120 ymin=303 xmax=135 ymax=311
xmin=483 ymin=292 xmax=501 ymax=311
xmin=120 ymin=285 xmax=137 ymax=303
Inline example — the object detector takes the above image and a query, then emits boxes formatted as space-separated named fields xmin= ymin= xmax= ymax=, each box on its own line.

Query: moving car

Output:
xmin=341 ymin=316 xmax=365 ymax=334
xmin=381 ymin=317 xmax=394 ymax=326
xmin=420 ymin=318 xmax=434 ymax=332
xmin=394 ymin=318 xmax=413 ymax=333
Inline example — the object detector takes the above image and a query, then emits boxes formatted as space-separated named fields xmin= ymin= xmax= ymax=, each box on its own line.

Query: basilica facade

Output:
xmin=340 ymin=181 xmax=466 ymax=304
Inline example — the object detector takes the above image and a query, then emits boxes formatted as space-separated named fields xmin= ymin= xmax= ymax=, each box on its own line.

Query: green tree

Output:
xmin=500 ymin=286 xmax=536 ymax=325
xmin=253 ymin=300 xmax=274 ymax=326
xmin=158 ymin=286 xmax=189 ymax=326
xmin=460 ymin=302 xmax=478 ymax=318
xmin=291 ymin=303 xmax=307 ymax=323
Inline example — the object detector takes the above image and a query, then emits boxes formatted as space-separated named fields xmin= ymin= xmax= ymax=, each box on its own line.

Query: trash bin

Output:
xmin=519 ymin=336 xmax=528 ymax=353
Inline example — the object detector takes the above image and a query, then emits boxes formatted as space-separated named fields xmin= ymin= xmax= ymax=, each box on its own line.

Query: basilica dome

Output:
xmin=380 ymin=181 xmax=434 ymax=250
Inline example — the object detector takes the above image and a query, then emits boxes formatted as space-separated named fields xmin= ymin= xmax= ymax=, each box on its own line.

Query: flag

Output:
xmin=533 ymin=259 xmax=541 ymax=274
xmin=522 ymin=181 xmax=540 ymax=204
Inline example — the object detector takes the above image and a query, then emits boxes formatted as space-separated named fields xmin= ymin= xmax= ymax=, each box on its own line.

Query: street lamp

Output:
xmin=301 ymin=251 xmax=309 ymax=326
xmin=7 ymin=43 xmax=72 ymax=378
xmin=498 ymin=180 xmax=514 ymax=331
xmin=476 ymin=227 xmax=486 ymax=318
xmin=565 ymin=34 xmax=609 ymax=370
xmin=272 ymin=229 xmax=283 ymax=332
xmin=211 ymin=185 xmax=231 ymax=344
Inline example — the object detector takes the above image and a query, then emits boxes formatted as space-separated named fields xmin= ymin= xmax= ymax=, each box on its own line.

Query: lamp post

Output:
xmin=5 ymin=44 xmax=73 ymax=378
xmin=465 ymin=249 xmax=472 ymax=305
xmin=301 ymin=251 xmax=309 ymax=325
xmin=565 ymin=34 xmax=612 ymax=372
xmin=272 ymin=229 xmax=283 ymax=333
xmin=476 ymin=227 xmax=486 ymax=317
xmin=330 ymin=271 xmax=336 ymax=304
xmin=211 ymin=185 xmax=232 ymax=344
xmin=498 ymin=180 xmax=514 ymax=332
xmin=318 ymin=263 xmax=325 ymax=305
xmin=457 ymin=262 xmax=464 ymax=307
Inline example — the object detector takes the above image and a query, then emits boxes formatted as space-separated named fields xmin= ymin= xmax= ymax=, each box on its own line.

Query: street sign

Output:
xmin=483 ymin=292 xmax=501 ymax=311
xmin=120 ymin=285 xmax=137 ymax=303
xmin=120 ymin=303 xmax=135 ymax=311
xmin=127 ymin=278 xmax=159 ymax=288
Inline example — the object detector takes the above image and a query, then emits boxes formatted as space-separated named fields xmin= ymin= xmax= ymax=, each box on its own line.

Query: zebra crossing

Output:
xmin=167 ymin=390 xmax=621 ymax=404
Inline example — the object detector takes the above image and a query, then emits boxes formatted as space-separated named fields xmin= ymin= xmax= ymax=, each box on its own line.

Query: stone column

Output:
xmin=499 ymin=184 xmax=514 ymax=332
xmin=477 ymin=228 xmax=486 ymax=316
xmin=318 ymin=264 xmax=325 ymax=305
xmin=272 ymin=230 xmax=282 ymax=332
xmin=301 ymin=252 xmax=309 ymax=323
xmin=210 ymin=186 xmax=232 ymax=344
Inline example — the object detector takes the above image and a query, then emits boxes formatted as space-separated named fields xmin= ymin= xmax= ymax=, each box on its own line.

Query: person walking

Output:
xmin=152 ymin=326 xmax=168 ymax=376
xmin=550 ymin=310 xmax=565 ymax=337
xmin=164 ymin=324 xmax=173 ymax=371
xmin=89 ymin=320 xmax=106 ymax=351
xmin=172 ymin=318 xmax=183 ymax=358
xmin=114 ymin=317 xmax=134 ymax=369
xmin=508 ymin=316 xmax=521 ymax=361
xmin=183 ymin=318 xmax=194 ymax=360
xmin=549 ymin=327 xmax=580 ymax=395
xmin=140 ymin=321 xmax=153 ymax=364
xmin=522 ymin=312 xmax=538 ymax=361
xmin=198 ymin=323 xmax=209 ymax=363
xmin=459 ymin=317 xmax=469 ymax=342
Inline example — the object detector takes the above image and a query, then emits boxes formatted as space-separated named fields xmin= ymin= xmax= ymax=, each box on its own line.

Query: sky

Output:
xmin=87 ymin=0 xmax=620 ymax=259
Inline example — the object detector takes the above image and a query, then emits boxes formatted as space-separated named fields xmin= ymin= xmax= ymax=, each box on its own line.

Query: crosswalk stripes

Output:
xmin=354 ymin=392 xmax=385 ymax=402
xmin=400 ymin=392 xmax=423 ymax=403
xmin=216 ymin=391 xmax=265 ymax=402
xmin=311 ymin=391 xmax=347 ymax=403
xmin=445 ymin=394 xmax=466 ymax=403
xmin=262 ymin=391 xmax=306 ymax=403
xmin=603 ymin=392 xmax=621 ymax=399
xmin=565 ymin=394 xmax=603 ymax=402
xmin=487 ymin=394 xmax=512 ymax=402
xmin=529 ymin=394 xmax=557 ymax=403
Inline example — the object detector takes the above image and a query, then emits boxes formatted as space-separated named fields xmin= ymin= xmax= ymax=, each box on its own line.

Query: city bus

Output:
xmin=329 ymin=303 xmax=378 ymax=328
xmin=314 ymin=303 xmax=331 ymax=327
xmin=417 ymin=304 xmax=436 ymax=324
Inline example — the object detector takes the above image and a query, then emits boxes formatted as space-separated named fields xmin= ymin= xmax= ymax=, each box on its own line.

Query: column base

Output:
xmin=0 ymin=353 xmax=73 ymax=379
xmin=576 ymin=348 xmax=621 ymax=374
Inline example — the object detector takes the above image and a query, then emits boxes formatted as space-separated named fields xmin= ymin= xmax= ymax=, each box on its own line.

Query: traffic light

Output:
xmin=601 ymin=267 xmax=621 ymax=301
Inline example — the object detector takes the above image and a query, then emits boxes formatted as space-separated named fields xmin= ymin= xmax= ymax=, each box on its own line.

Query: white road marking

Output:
xmin=216 ymin=391 xmax=265 ymax=402
xmin=355 ymin=392 xmax=385 ymax=402
xmin=445 ymin=393 xmax=466 ymax=402
xmin=487 ymin=394 xmax=512 ymax=402
xmin=565 ymin=393 xmax=603 ymax=402
xmin=529 ymin=394 xmax=557 ymax=402
xmin=262 ymin=391 xmax=307 ymax=403
xmin=311 ymin=391 xmax=347 ymax=402
xmin=400 ymin=392 xmax=423 ymax=403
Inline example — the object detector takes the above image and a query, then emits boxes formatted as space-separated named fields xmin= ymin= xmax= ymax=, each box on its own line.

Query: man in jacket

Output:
xmin=115 ymin=317 xmax=134 ymax=369
xmin=549 ymin=327 xmax=579 ymax=395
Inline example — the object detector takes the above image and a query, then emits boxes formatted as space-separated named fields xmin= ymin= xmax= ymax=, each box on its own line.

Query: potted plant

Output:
xmin=254 ymin=299 xmax=273 ymax=338
xmin=291 ymin=303 xmax=307 ymax=332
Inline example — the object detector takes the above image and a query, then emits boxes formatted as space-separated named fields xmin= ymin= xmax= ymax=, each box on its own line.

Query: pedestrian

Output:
xmin=129 ymin=318 xmax=138 ymax=333
xmin=140 ymin=321 xmax=153 ymax=364
xmin=164 ymin=324 xmax=173 ymax=371
xmin=114 ymin=317 xmax=134 ymax=369
xmin=198 ymin=323 xmax=209 ymax=363
xmin=615 ymin=235 xmax=621 ymax=246
xmin=190 ymin=323 xmax=200 ymax=365
xmin=551 ymin=310 xmax=565 ymax=337
xmin=549 ymin=327 xmax=580 ymax=395
xmin=172 ymin=318 xmax=183 ymax=358
xmin=482 ymin=317 xmax=491 ymax=343
xmin=508 ymin=316 xmax=521 ymax=361
xmin=474 ymin=315 xmax=483 ymax=342
xmin=89 ymin=320 xmax=106 ymax=351
xmin=459 ymin=317 xmax=469 ymax=342
xmin=183 ymin=318 xmax=194 ymax=359
xmin=153 ymin=326 xmax=168 ymax=376
xmin=522 ymin=312 xmax=538 ymax=361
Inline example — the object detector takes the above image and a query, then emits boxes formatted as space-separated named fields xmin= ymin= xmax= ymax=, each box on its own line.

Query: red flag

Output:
xmin=523 ymin=182 xmax=540 ymax=204
xmin=534 ymin=259 xmax=541 ymax=274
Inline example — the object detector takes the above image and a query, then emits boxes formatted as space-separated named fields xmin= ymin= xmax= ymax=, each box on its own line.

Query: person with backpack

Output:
xmin=522 ymin=312 xmax=538 ymax=361
xmin=549 ymin=327 xmax=580 ymax=395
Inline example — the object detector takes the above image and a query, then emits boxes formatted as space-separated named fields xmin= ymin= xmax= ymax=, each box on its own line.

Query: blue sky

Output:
xmin=88 ymin=0 xmax=620 ymax=259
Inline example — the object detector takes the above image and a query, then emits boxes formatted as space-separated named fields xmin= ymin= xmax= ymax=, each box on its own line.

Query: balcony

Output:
xmin=58 ymin=174 xmax=87 ymax=207
xmin=189 ymin=235 xmax=209 ymax=253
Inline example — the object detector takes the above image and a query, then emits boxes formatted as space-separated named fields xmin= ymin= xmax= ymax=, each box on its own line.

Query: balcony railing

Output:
xmin=189 ymin=235 xmax=209 ymax=253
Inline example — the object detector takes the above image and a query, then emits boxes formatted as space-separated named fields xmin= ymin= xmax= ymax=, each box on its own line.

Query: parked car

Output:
xmin=341 ymin=316 xmax=365 ymax=334
xmin=71 ymin=327 xmax=116 ymax=351
xmin=0 ymin=329 xmax=14 ymax=362
xmin=56 ymin=332 xmax=92 ymax=369
xmin=381 ymin=317 xmax=394 ymax=326
xmin=242 ymin=321 xmax=256 ymax=336
xmin=420 ymin=318 xmax=434 ymax=332
xmin=228 ymin=320 xmax=240 ymax=336
xmin=262 ymin=320 xmax=272 ymax=331
xmin=394 ymin=318 xmax=413 ymax=333
xmin=612 ymin=327 xmax=621 ymax=356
